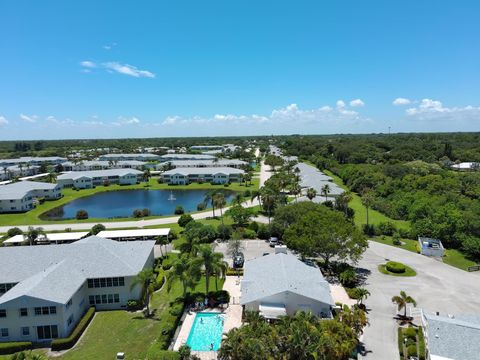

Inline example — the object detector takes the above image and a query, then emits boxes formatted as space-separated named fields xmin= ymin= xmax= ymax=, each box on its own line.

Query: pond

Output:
xmin=40 ymin=189 xmax=236 ymax=220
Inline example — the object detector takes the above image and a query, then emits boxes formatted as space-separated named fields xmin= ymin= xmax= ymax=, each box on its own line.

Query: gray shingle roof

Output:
xmin=160 ymin=154 xmax=216 ymax=161
xmin=167 ymin=159 xmax=247 ymax=168
xmin=240 ymin=253 xmax=333 ymax=306
xmin=62 ymin=160 xmax=146 ymax=167
xmin=0 ymin=181 xmax=59 ymax=200
xmin=0 ymin=236 xmax=154 ymax=305
xmin=424 ymin=312 xmax=480 ymax=360
xmin=295 ymin=163 xmax=344 ymax=196
xmin=57 ymin=168 xmax=142 ymax=180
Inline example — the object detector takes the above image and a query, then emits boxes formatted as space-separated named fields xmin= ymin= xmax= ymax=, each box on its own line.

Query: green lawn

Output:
xmin=322 ymin=169 xmax=410 ymax=230
xmin=443 ymin=249 xmax=477 ymax=271
xmin=0 ymin=177 xmax=259 ymax=226
xmin=370 ymin=236 xmax=418 ymax=253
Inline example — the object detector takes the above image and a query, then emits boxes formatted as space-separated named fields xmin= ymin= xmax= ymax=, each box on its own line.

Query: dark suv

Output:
xmin=233 ymin=252 xmax=245 ymax=268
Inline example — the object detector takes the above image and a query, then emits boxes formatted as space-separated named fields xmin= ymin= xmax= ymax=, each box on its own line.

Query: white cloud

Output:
xmin=103 ymin=62 xmax=155 ymax=78
xmin=103 ymin=43 xmax=117 ymax=50
xmin=19 ymin=113 xmax=38 ymax=123
xmin=0 ymin=116 xmax=8 ymax=126
xmin=161 ymin=102 xmax=365 ymax=127
xmin=80 ymin=60 xmax=97 ymax=68
xmin=350 ymin=99 xmax=365 ymax=107
xmin=404 ymin=98 xmax=480 ymax=121
xmin=113 ymin=116 xmax=141 ymax=126
xmin=393 ymin=97 xmax=411 ymax=106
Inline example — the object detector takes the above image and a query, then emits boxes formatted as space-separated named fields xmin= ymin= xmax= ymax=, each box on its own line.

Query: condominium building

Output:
xmin=61 ymin=160 xmax=146 ymax=172
xmin=98 ymin=154 xmax=160 ymax=162
xmin=161 ymin=167 xmax=244 ymax=185
xmin=0 ymin=237 xmax=154 ymax=343
xmin=165 ymin=159 xmax=247 ymax=169
xmin=0 ymin=181 xmax=62 ymax=213
xmin=57 ymin=169 xmax=142 ymax=189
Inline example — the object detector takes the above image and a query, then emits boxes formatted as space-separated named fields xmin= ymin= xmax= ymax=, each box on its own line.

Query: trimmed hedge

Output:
xmin=226 ymin=268 xmax=244 ymax=276
xmin=51 ymin=306 xmax=95 ymax=351
xmin=0 ymin=342 xmax=32 ymax=355
xmin=386 ymin=261 xmax=406 ymax=274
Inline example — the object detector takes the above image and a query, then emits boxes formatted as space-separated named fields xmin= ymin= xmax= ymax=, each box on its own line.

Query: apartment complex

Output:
xmin=57 ymin=169 xmax=142 ymax=189
xmin=165 ymin=159 xmax=247 ymax=169
xmin=0 ymin=237 xmax=154 ymax=343
xmin=161 ymin=167 xmax=244 ymax=185
xmin=0 ymin=181 xmax=62 ymax=213
xmin=61 ymin=160 xmax=146 ymax=172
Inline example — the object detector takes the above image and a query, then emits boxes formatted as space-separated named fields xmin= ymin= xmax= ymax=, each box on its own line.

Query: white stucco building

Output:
xmin=0 ymin=237 xmax=154 ymax=343
xmin=161 ymin=167 xmax=244 ymax=185
xmin=241 ymin=253 xmax=334 ymax=319
xmin=98 ymin=153 xmax=160 ymax=162
xmin=61 ymin=160 xmax=146 ymax=172
xmin=0 ymin=181 xmax=62 ymax=213
xmin=57 ymin=169 xmax=142 ymax=189
xmin=165 ymin=159 xmax=247 ymax=169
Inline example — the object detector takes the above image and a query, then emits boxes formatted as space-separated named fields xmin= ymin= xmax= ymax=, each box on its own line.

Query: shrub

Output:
xmin=407 ymin=344 xmax=417 ymax=357
xmin=242 ymin=229 xmax=257 ymax=239
xmin=404 ymin=327 xmax=417 ymax=340
xmin=178 ymin=214 xmax=194 ymax=228
xmin=379 ymin=221 xmax=397 ymax=236
xmin=127 ymin=299 xmax=141 ymax=310
xmin=0 ymin=342 xmax=32 ymax=355
xmin=339 ymin=269 xmax=358 ymax=287
xmin=169 ymin=302 xmax=184 ymax=317
xmin=386 ymin=261 xmax=406 ymax=274
xmin=197 ymin=202 xmax=206 ymax=211
xmin=174 ymin=205 xmax=185 ymax=215
xmin=7 ymin=227 xmax=23 ymax=237
xmin=362 ymin=224 xmax=375 ymax=236
xmin=51 ymin=307 xmax=95 ymax=351
xmin=90 ymin=223 xmax=106 ymax=235
xmin=248 ymin=221 xmax=259 ymax=233
xmin=179 ymin=345 xmax=192 ymax=360
xmin=398 ymin=328 xmax=404 ymax=357
xmin=133 ymin=209 xmax=143 ymax=218
xmin=345 ymin=287 xmax=361 ymax=300
xmin=154 ymin=270 xmax=166 ymax=290
xmin=217 ymin=224 xmax=232 ymax=240
xmin=392 ymin=233 xmax=402 ymax=246
xmin=257 ymin=224 xmax=270 ymax=239
xmin=142 ymin=208 xmax=151 ymax=217
xmin=75 ymin=209 xmax=88 ymax=220
xmin=226 ymin=268 xmax=244 ymax=276
xmin=243 ymin=189 xmax=251 ymax=197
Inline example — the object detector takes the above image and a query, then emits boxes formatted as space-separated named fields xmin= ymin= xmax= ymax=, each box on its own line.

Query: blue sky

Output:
xmin=1 ymin=0 xmax=479 ymax=140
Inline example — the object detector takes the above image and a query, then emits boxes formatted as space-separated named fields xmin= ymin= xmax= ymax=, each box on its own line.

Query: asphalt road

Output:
xmin=358 ymin=241 xmax=480 ymax=360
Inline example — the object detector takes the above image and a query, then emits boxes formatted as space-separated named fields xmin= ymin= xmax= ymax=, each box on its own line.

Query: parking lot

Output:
xmin=215 ymin=239 xmax=276 ymax=266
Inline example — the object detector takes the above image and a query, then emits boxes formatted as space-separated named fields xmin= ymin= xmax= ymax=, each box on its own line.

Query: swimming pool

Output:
xmin=186 ymin=312 xmax=225 ymax=351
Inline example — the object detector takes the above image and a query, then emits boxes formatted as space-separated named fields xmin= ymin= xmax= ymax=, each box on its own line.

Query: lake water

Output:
xmin=40 ymin=189 xmax=235 ymax=220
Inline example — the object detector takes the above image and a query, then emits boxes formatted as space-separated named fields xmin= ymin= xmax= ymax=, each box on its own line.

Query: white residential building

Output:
xmin=0 ymin=181 xmax=62 ymax=213
xmin=0 ymin=157 xmax=66 ymax=168
xmin=161 ymin=167 xmax=244 ymax=185
xmin=0 ymin=165 xmax=40 ymax=181
xmin=241 ymin=253 xmax=334 ymax=319
xmin=451 ymin=162 xmax=480 ymax=171
xmin=159 ymin=154 xmax=216 ymax=162
xmin=0 ymin=237 xmax=154 ymax=343
xmin=165 ymin=159 xmax=247 ymax=169
xmin=98 ymin=154 xmax=160 ymax=162
xmin=57 ymin=169 xmax=142 ymax=189
xmin=61 ymin=160 xmax=146 ymax=172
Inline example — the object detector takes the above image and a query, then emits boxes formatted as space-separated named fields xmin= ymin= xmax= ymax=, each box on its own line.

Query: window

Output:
xmin=20 ymin=308 xmax=28 ymax=317
xmin=21 ymin=327 xmax=30 ymax=336
xmin=88 ymin=277 xmax=124 ymax=288
xmin=106 ymin=278 xmax=112 ymax=287
xmin=95 ymin=295 xmax=101 ymax=304
xmin=0 ymin=283 xmax=16 ymax=295
xmin=119 ymin=277 xmax=125 ymax=286
xmin=49 ymin=306 xmax=56 ymax=314
xmin=101 ymin=294 xmax=107 ymax=304
xmin=35 ymin=307 xmax=55 ymax=316
xmin=37 ymin=325 xmax=58 ymax=340
xmin=93 ymin=279 xmax=100 ymax=288
xmin=100 ymin=278 xmax=106 ymax=288
xmin=90 ymin=293 xmax=120 ymax=305
xmin=87 ymin=279 xmax=94 ymax=288
xmin=1 ymin=328 xmax=8 ymax=337
xmin=42 ymin=307 xmax=49 ymax=315
xmin=67 ymin=315 xmax=74 ymax=326
xmin=108 ymin=294 xmax=113 ymax=303
xmin=35 ymin=307 xmax=42 ymax=316
xmin=89 ymin=296 xmax=95 ymax=305
xmin=0 ymin=309 xmax=6 ymax=318
xmin=112 ymin=278 xmax=118 ymax=287
xmin=114 ymin=294 xmax=120 ymax=303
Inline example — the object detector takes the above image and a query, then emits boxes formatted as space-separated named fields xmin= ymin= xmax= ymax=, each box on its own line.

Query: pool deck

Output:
xmin=173 ymin=276 xmax=243 ymax=357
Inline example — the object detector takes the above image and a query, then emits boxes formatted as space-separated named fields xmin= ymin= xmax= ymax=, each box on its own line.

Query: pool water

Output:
xmin=186 ymin=312 xmax=225 ymax=351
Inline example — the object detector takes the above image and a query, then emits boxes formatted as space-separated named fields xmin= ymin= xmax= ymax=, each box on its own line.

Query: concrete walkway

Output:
xmin=358 ymin=241 xmax=480 ymax=360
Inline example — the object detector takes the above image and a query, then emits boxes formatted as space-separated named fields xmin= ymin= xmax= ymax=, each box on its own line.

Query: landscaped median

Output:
xmin=378 ymin=261 xmax=417 ymax=277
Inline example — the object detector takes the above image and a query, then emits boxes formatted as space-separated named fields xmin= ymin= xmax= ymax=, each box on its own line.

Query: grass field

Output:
xmin=0 ymin=177 xmax=259 ymax=226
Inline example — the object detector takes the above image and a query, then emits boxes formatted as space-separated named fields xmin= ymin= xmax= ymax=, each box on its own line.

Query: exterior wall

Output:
xmin=0 ymin=249 xmax=155 ymax=343
xmin=162 ymin=173 xmax=241 ymax=184
xmin=73 ymin=177 xmax=93 ymax=189
xmin=30 ymin=186 xmax=62 ymax=200
xmin=119 ymin=174 xmax=139 ymax=185
xmin=243 ymin=291 xmax=331 ymax=318
xmin=0 ymin=195 xmax=33 ymax=213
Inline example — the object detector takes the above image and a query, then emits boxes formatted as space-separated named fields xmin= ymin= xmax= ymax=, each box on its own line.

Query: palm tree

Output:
xmin=24 ymin=226 xmax=45 ymax=246
xmin=204 ymin=190 xmax=221 ymax=217
xmin=361 ymin=189 xmax=374 ymax=226
xmin=391 ymin=290 xmax=417 ymax=318
xmin=46 ymin=172 xmax=57 ymax=183
xmin=321 ymin=184 xmax=330 ymax=201
xmin=306 ymin=187 xmax=317 ymax=201
xmin=244 ymin=172 xmax=252 ymax=187
xmin=233 ymin=193 xmax=243 ymax=206
xmin=260 ymin=190 xmax=276 ymax=224
xmin=167 ymin=255 xmax=200 ymax=298
xmin=213 ymin=193 xmax=227 ymax=226
xmin=355 ymin=288 xmax=370 ymax=305
xmin=143 ymin=169 xmax=151 ymax=182
xmin=192 ymin=244 xmax=228 ymax=295
xmin=10 ymin=352 xmax=47 ymax=360
xmin=250 ymin=190 xmax=262 ymax=207
xmin=335 ymin=191 xmax=353 ymax=215
xmin=130 ymin=268 xmax=156 ymax=317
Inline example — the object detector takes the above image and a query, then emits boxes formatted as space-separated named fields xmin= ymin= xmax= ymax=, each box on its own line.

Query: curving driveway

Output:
xmin=358 ymin=241 xmax=480 ymax=360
